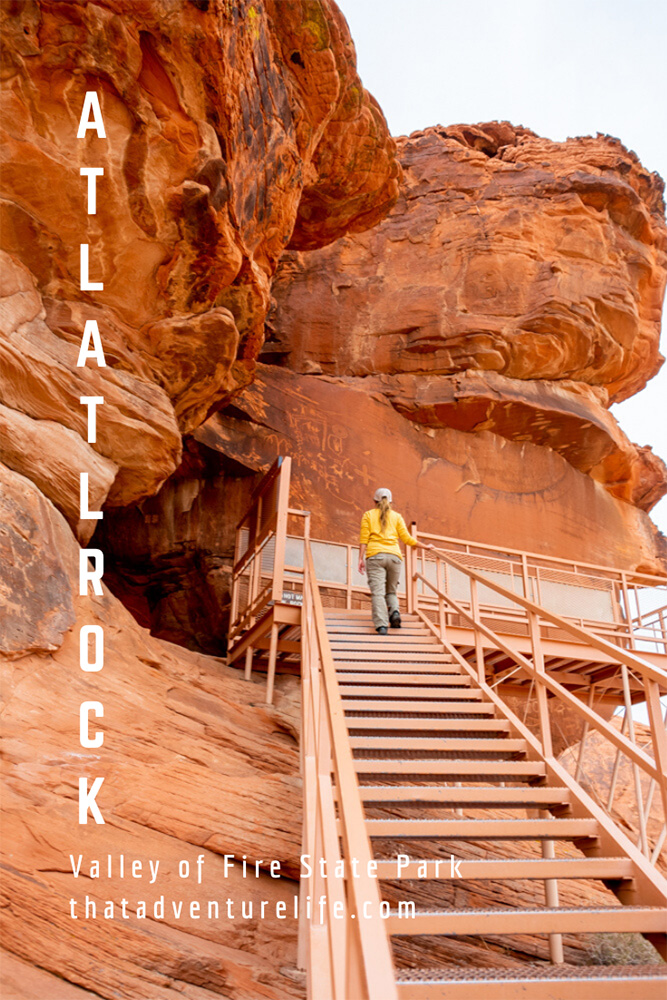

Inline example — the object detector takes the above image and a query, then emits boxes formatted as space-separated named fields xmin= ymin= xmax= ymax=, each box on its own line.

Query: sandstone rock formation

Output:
xmin=0 ymin=0 xmax=399 ymax=536
xmin=0 ymin=463 xmax=78 ymax=657
xmin=0 ymin=2 xmax=400 ymax=995
xmin=196 ymin=363 xmax=666 ymax=567
xmin=1 ymin=459 xmax=305 ymax=999
xmin=2 ymin=2 xmax=667 ymax=995
xmin=94 ymin=353 xmax=667 ymax=653
xmin=268 ymin=123 xmax=667 ymax=513
xmin=3 ymin=461 xmax=656 ymax=999
xmin=94 ymin=123 xmax=667 ymax=650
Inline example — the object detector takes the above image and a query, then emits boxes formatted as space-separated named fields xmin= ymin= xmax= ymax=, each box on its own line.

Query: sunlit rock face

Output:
xmin=267 ymin=123 xmax=667 ymax=512
xmin=97 ymin=121 xmax=667 ymax=651
xmin=196 ymin=363 xmax=667 ymax=576
xmin=0 ymin=458 xmax=304 ymax=1000
xmin=0 ymin=0 xmax=399 ymax=535
xmin=2 ymin=3 xmax=666 ymax=990
xmin=0 ymin=2 xmax=400 ymax=996
xmin=271 ymin=122 xmax=665 ymax=396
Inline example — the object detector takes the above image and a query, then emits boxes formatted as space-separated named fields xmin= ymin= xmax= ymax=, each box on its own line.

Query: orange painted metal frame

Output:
xmin=299 ymin=537 xmax=398 ymax=1000
xmin=413 ymin=544 xmax=667 ymax=865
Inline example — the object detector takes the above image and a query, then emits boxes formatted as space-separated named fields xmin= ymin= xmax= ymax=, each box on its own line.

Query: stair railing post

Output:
xmin=271 ymin=456 xmax=291 ymax=605
xmin=527 ymin=609 xmax=553 ymax=758
xmin=230 ymin=524 xmax=242 ymax=633
xmin=243 ymin=499 xmax=263 ymax=680
xmin=541 ymin=832 xmax=564 ymax=964
xmin=619 ymin=663 xmax=649 ymax=856
xmin=606 ymin=710 xmax=629 ymax=813
xmin=249 ymin=495 xmax=262 ymax=620
xmin=244 ymin=645 xmax=254 ymax=681
xmin=436 ymin=557 xmax=446 ymax=641
xmin=574 ymin=685 xmax=596 ymax=784
xmin=344 ymin=910 xmax=366 ymax=1000
xmin=408 ymin=522 xmax=418 ymax=614
xmin=265 ymin=622 xmax=280 ymax=705
xmin=298 ymin=555 xmax=316 ymax=974
xmin=469 ymin=577 xmax=485 ymax=684
xmin=620 ymin=572 xmax=637 ymax=650
xmin=312 ymin=668 xmax=334 ymax=995
xmin=644 ymin=675 xmax=667 ymax=840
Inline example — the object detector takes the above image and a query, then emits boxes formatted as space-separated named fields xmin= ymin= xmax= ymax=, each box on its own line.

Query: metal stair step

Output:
xmin=348 ymin=718 xmax=510 ymax=732
xmin=330 ymin=634 xmax=431 ymax=642
xmin=330 ymin=642 xmax=443 ymax=652
xmin=386 ymin=905 xmax=665 ymax=936
xmin=329 ymin=631 xmax=438 ymax=639
xmin=335 ymin=662 xmax=458 ymax=673
xmin=350 ymin=737 xmax=526 ymax=752
xmin=340 ymin=678 xmax=482 ymax=712
xmin=324 ymin=612 xmax=421 ymax=620
xmin=337 ymin=664 xmax=472 ymax=698
xmin=359 ymin=786 xmax=570 ymax=807
xmin=335 ymin=672 xmax=471 ymax=685
xmin=396 ymin=964 xmax=667 ymax=999
xmin=375 ymin=856 xmax=633 ymax=880
xmin=341 ymin=700 xmax=493 ymax=713
xmin=365 ymin=817 xmax=598 ymax=839
xmin=355 ymin=759 xmax=546 ymax=778
xmin=327 ymin=627 xmax=428 ymax=635
xmin=332 ymin=652 xmax=454 ymax=662
xmin=324 ymin=611 xmax=426 ymax=632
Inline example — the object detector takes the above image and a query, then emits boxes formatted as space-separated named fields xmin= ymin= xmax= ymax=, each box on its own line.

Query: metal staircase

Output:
xmin=227 ymin=458 xmax=667 ymax=999
xmin=325 ymin=608 xmax=667 ymax=998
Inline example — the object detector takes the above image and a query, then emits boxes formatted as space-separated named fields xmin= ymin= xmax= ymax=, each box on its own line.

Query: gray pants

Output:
xmin=366 ymin=553 xmax=402 ymax=628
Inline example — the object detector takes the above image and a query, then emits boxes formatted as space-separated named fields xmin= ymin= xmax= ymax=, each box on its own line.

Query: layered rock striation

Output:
xmin=96 ymin=123 xmax=667 ymax=650
xmin=0 ymin=0 xmax=399 ymax=536
xmin=2 ymin=3 xmax=667 ymax=995
xmin=0 ymin=2 xmax=399 ymax=995
xmin=267 ymin=123 xmax=667 ymax=514
xmin=1 ymin=465 xmax=304 ymax=999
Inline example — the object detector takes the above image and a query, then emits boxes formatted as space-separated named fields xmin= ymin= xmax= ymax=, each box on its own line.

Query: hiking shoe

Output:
xmin=376 ymin=626 xmax=388 ymax=635
xmin=390 ymin=611 xmax=401 ymax=628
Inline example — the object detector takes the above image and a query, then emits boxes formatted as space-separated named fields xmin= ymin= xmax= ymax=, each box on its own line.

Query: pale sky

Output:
xmin=336 ymin=0 xmax=667 ymax=534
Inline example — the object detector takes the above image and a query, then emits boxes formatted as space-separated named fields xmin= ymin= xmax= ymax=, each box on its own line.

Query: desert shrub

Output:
xmin=586 ymin=933 xmax=663 ymax=966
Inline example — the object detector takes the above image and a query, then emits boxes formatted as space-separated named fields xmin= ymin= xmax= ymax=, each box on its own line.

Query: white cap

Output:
xmin=374 ymin=487 xmax=392 ymax=502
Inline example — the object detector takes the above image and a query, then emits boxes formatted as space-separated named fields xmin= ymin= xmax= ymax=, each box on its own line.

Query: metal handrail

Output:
xmin=415 ymin=527 xmax=667 ymax=654
xmin=416 ymin=527 xmax=667 ymax=587
xmin=424 ymin=548 xmax=667 ymax=687
xmin=413 ymin=571 xmax=661 ymax=778
xmin=299 ymin=539 xmax=398 ymax=999
xmin=634 ymin=603 xmax=667 ymax=628
xmin=277 ymin=529 xmax=667 ymax=655
xmin=413 ymin=545 xmax=667 ymax=863
xmin=228 ymin=456 xmax=291 ymax=641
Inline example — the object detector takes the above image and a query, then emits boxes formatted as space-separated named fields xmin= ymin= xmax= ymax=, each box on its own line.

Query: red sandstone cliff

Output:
xmin=0 ymin=0 xmax=399 ymax=541
xmin=1 ymin=3 xmax=667 ymax=997
xmin=262 ymin=122 xmax=667 ymax=517
xmin=97 ymin=125 xmax=667 ymax=649
xmin=0 ymin=1 xmax=398 ymax=995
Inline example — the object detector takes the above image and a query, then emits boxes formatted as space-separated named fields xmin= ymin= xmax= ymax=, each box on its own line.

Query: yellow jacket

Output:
xmin=359 ymin=508 xmax=418 ymax=560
